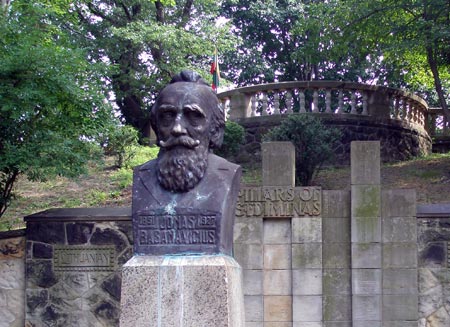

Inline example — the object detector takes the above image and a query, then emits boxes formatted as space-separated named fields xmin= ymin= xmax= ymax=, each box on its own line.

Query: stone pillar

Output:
xmin=351 ymin=141 xmax=382 ymax=326
xmin=381 ymin=189 xmax=418 ymax=326
xmin=228 ymin=93 xmax=252 ymax=120
xmin=322 ymin=190 xmax=352 ymax=325
xmin=120 ymin=255 xmax=244 ymax=327
xmin=350 ymin=141 xmax=419 ymax=326
xmin=262 ymin=142 xmax=295 ymax=325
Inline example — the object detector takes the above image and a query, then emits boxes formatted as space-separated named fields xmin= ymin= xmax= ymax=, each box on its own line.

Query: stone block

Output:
xmin=292 ymin=218 xmax=322 ymax=243
xmin=66 ymin=223 xmax=94 ymax=245
xmin=383 ymin=243 xmax=417 ymax=268
xmin=382 ymin=321 xmax=419 ymax=327
xmin=418 ymin=242 xmax=446 ymax=268
xmin=264 ymin=322 xmax=292 ymax=327
xmin=322 ymin=218 xmax=350 ymax=243
xmin=352 ymin=269 xmax=381 ymax=295
xmin=264 ymin=270 xmax=291 ymax=295
xmin=351 ymin=185 xmax=381 ymax=218
xmin=245 ymin=295 xmax=263 ymax=322
xmin=323 ymin=243 xmax=350 ymax=269
xmin=264 ymin=244 xmax=291 ymax=269
xmin=323 ymin=295 xmax=352 ymax=321
xmin=243 ymin=270 xmax=263 ymax=295
xmin=294 ymin=322 xmax=324 ymax=327
xmin=352 ymin=295 xmax=381 ymax=321
xmin=382 ymin=294 xmax=418 ymax=321
xmin=382 ymin=189 xmax=416 ymax=218
xmin=323 ymin=322 xmax=352 ymax=327
xmin=0 ymin=259 xmax=24 ymax=289
xmin=292 ymin=295 xmax=322 ymax=322
xmin=351 ymin=243 xmax=381 ymax=268
xmin=262 ymin=142 xmax=295 ymax=187
xmin=120 ymin=255 xmax=245 ymax=327
xmin=246 ymin=323 xmax=263 ymax=327
xmin=0 ymin=237 xmax=25 ymax=259
xmin=264 ymin=295 xmax=292 ymax=322
xmin=234 ymin=243 xmax=263 ymax=269
xmin=382 ymin=217 xmax=417 ymax=243
xmin=234 ymin=217 xmax=263 ymax=244
xmin=264 ymin=219 xmax=291 ymax=244
xmin=292 ymin=243 xmax=322 ymax=269
xmin=350 ymin=141 xmax=380 ymax=185
xmin=383 ymin=269 xmax=418 ymax=294
xmin=352 ymin=322 xmax=381 ymax=327
xmin=322 ymin=190 xmax=351 ymax=219
xmin=292 ymin=269 xmax=322 ymax=295
xmin=351 ymin=216 xmax=381 ymax=243
xmin=323 ymin=269 xmax=351 ymax=295
xmin=27 ymin=222 xmax=65 ymax=244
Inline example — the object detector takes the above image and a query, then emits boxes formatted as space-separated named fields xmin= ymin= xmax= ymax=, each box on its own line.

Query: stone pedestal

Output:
xmin=120 ymin=255 xmax=244 ymax=327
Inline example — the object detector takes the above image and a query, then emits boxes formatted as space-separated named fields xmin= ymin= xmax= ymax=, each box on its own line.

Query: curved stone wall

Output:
xmin=232 ymin=113 xmax=432 ymax=165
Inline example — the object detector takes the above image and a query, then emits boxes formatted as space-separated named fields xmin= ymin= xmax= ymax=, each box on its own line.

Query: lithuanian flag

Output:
xmin=210 ymin=47 xmax=220 ymax=92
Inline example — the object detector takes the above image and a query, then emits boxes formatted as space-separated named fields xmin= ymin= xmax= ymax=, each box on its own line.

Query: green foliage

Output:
xmin=263 ymin=114 xmax=341 ymax=186
xmin=66 ymin=0 xmax=237 ymax=138
xmin=0 ymin=1 xmax=115 ymax=218
xmin=105 ymin=125 xmax=139 ymax=168
xmin=110 ymin=145 xmax=159 ymax=189
xmin=216 ymin=121 xmax=245 ymax=158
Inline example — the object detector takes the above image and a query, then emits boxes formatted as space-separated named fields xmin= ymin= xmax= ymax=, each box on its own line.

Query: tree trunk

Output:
xmin=426 ymin=44 xmax=450 ymax=132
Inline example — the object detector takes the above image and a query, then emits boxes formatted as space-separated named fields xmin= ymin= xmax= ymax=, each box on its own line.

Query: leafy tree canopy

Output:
xmin=0 ymin=0 xmax=115 ymax=217
xmin=66 ymin=0 xmax=237 ymax=139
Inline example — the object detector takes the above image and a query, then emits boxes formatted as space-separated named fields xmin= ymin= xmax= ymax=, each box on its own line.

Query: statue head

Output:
xmin=150 ymin=70 xmax=225 ymax=192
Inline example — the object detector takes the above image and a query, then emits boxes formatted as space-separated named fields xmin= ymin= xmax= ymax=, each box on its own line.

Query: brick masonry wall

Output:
xmin=0 ymin=229 xmax=25 ymax=327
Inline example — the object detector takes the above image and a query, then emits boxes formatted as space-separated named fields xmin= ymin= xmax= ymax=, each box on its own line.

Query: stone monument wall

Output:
xmin=0 ymin=229 xmax=25 ymax=327
xmin=1 ymin=141 xmax=449 ymax=326
xmin=24 ymin=208 xmax=132 ymax=327
xmin=417 ymin=204 xmax=450 ymax=326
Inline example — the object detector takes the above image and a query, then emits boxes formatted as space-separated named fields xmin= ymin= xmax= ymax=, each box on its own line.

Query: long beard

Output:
xmin=157 ymin=145 xmax=208 ymax=192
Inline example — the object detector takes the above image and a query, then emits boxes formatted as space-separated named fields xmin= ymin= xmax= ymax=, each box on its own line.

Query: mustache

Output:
xmin=159 ymin=136 xmax=200 ymax=149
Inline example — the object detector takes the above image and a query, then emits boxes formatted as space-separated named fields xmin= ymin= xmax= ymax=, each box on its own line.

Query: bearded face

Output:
xmin=153 ymin=83 xmax=214 ymax=192
xmin=157 ymin=139 xmax=208 ymax=193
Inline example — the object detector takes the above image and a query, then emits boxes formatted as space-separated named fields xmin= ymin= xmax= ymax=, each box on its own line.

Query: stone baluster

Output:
xmin=313 ymin=90 xmax=319 ymax=112
xmin=221 ymin=98 xmax=230 ymax=120
xmin=350 ymin=91 xmax=356 ymax=114
xmin=299 ymin=90 xmax=306 ymax=113
xmin=337 ymin=89 xmax=344 ymax=113
xmin=251 ymin=94 xmax=257 ymax=117
xmin=402 ymin=99 xmax=407 ymax=120
xmin=394 ymin=97 xmax=400 ymax=119
xmin=407 ymin=101 xmax=413 ymax=122
xmin=273 ymin=92 xmax=281 ymax=115
xmin=362 ymin=92 xmax=368 ymax=115
xmin=285 ymin=90 xmax=293 ymax=114
xmin=326 ymin=89 xmax=332 ymax=112
xmin=261 ymin=92 xmax=268 ymax=116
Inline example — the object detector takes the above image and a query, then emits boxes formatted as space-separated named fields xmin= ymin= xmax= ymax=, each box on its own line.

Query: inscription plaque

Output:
xmin=134 ymin=208 xmax=221 ymax=255
xmin=236 ymin=186 xmax=321 ymax=218
xmin=54 ymin=245 xmax=116 ymax=272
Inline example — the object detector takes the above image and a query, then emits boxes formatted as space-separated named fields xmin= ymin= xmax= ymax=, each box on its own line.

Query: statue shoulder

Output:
xmin=208 ymin=153 xmax=241 ymax=177
xmin=134 ymin=158 xmax=157 ymax=173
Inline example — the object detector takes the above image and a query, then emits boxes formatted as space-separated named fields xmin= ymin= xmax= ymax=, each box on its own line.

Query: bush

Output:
xmin=263 ymin=114 xmax=341 ymax=186
xmin=105 ymin=125 xmax=139 ymax=168
xmin=216 ymin=121 xmax=245 ymax=158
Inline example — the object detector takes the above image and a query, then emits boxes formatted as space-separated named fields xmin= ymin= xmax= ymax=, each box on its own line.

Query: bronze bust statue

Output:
xmin=132 ymin=70 xmax=241 ymax=256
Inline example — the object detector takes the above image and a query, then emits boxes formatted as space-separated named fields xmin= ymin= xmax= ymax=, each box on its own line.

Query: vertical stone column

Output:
xmin=322 ymin=190 xmax=352 ymax=326
xmin=262 ymin=142 xmax=295 ymax=326
xmin=351 ymin=141 xmax=382 ymax=326
xmin=381 ymin=189 xmax=418 ymax=326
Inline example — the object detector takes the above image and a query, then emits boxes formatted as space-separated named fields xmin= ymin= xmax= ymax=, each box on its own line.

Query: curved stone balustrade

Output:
xmin=218 ymin=81 xmax=429 ymax=129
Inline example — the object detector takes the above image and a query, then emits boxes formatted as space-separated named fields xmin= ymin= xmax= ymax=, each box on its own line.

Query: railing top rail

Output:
xmin=218 ymin=80 xmax=428 ymax=109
